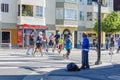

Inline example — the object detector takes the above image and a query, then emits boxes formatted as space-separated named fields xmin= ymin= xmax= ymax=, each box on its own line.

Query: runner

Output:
xmin=63 ymin=35 xmax=72 ymax=59
xmin=48 ymin=33 xmax=54 ymax=48
xmin=32 ymin=32 xmax=43 ymax=57
xmin=42 ymin=33 xmax=48 ymax=53
xmin=26 ymin=29 xmax=35 ymax=55
xmin=58 ymin=36 xmax=64 ymax=55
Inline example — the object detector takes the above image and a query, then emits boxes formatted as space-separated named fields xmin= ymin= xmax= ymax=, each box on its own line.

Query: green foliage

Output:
xmin=93 ymin=11 xmax=120 ymax=34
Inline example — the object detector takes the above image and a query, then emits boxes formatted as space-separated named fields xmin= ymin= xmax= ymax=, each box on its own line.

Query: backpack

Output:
xmin=67 ymin=62 xmax=80 ymax=71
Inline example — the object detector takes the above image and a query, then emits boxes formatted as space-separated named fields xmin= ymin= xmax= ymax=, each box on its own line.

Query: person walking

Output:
xmin=63 ymin=35 xmax=72 ymax=59
xmin=32 ymin=32 xmax=43 ymax=57
xmin=80 ymin=32 xmax=90 ymax=70
xmin=116 ymin=38 xmax=120 ymax=53
xmin=106 ymin=38 xmax=109 ymax=50
xmin=109 ymin=35 xmax=115 ymax=54
xmin=26 ymin=29 xmax=35 ymax=55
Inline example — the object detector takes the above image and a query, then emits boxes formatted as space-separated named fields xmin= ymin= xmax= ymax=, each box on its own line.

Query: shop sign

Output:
xmin=18 ymin=30 xmax=22 ymax=45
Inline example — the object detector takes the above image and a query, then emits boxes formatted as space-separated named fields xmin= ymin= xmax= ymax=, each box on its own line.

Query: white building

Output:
xmin=76 ymin=0 xmax=113 ymax=48
xmin=0 ymin=0 xmax=18 ymax=47
xmin=0 ymin=0 xmax=47 ymax=47
xmin=0 ymin=0 xmax=113 ymax=48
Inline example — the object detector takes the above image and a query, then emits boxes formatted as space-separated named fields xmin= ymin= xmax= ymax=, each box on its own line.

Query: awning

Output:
xmin=18 ymin=24 xmax=48 ymax=30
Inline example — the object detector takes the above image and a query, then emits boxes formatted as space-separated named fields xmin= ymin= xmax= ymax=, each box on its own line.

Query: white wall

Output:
xmin=78 ymin=0 xmax=113 ymax=29
xmin=19 ymin=17 xmax=45 ymax=25
xmin=1 ymin=0 xmax=17 ymax=23
xmin=19 ymin=0 xmax=45 ymax=6
xmin=46 ymin=0 xmax=55 ymax=25
xmin=18 ymin=0 xmax=46 ymax=26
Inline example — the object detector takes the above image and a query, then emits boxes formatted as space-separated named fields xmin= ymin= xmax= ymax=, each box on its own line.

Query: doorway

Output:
xmin=63 ymin=29 xmax=71 ymax=39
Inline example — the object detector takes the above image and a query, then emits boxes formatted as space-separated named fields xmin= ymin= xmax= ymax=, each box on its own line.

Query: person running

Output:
xmin=32 ymin=32 xmax=43 ymax=57
xmin=52 ymin=31 xmax=60 ymax=52
xmin=63 ymin=35 xmax=72 ymax=59
xmin=58 ymin=36 xmax=64 ymax=55
xmin=42 ymin=33 xmax=48 ymax=53
xmin=26 ymin=29 xmax=35 ymax=55
xmin=48 ymin=33 xmax=54 ymax=48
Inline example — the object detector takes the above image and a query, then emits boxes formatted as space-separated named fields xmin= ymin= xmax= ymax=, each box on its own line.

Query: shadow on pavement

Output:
xmin=44 ymin=63 xmax=120 ymax=80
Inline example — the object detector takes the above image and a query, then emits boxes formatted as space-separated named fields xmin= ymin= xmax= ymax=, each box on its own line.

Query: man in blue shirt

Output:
xmin=80 ymin=32 xmax=90 ymax=70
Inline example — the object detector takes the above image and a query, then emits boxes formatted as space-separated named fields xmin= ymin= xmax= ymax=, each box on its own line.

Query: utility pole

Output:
xmin=92 ymin=0 xmax=102 ymax=65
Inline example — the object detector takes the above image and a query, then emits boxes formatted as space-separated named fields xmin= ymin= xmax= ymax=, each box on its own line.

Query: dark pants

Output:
xmin=81 ymin=50 xmax=89 ymax=69
xmin=117 ymin=46 xmax=120 ymax=53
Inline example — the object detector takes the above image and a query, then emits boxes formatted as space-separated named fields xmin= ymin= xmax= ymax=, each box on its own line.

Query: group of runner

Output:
xmin=26 ymin=29 xmax=72 ymax=59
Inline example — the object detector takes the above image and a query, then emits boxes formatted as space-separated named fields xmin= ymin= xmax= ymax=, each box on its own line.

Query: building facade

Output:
xmin=0 ymin=0 xmax=18 ymax=47
xmin=0 ymin=0 xmax=113 ymax=48
xmin=76 ymin=0 xmax=113 ymax=48
xmin=0 ymin=0 xmax=47 ymax=48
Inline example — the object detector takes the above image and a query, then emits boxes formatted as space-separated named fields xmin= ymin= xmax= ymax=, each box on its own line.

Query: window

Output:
xmin=22 ymin=5 xmax=33 ymax=16
xmin=65 ymin=9 xmax=77 ymax=20
xmin=108 ymin=0 xmax=112 ymax=7
xmin=1 ymin=3 xmax=9 ymax=12
xmin=80 ymin=11 xmax=84 ymax=21
xmin=18 ymin=5 xmax=20 ymax=16
xmin=65 ymin=0 xmax=77 ymax=3
xmin=94 ymin=12 xmax=98 ymax=20
xmin=56 ymin=8 xmax=64 ymax=19
xmin=87 ymin=12 xmax=92 ymax=21
xmin=2 ymin=32 xmax=10 ymax=43
xmin=36 ymin=6 xmax=43 ymax=17
xmin=80 ymin=0 xmax=84 ymax=5
xmin=102 ymin=0 xmax=108 ymax=7
xmin=87 ymin=0 xmax=92 ymax=5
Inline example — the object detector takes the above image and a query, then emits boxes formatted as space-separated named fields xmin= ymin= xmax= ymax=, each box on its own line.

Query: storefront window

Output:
xmin=2 ymin=32 xmax=10 ymax=43
xmin=36 ymin=6 xmax=43 ymax=18
xmin=65 ymin=9 xmax=77 ymax=20
xmin=22 ymin=5 xmax=33 ymax=16
xmin=88 ymin=33 xmax=96 ymax=43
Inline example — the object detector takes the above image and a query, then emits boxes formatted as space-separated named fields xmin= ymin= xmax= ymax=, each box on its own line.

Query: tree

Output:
xmin=93 ymin=11 xmax=120 ymax=34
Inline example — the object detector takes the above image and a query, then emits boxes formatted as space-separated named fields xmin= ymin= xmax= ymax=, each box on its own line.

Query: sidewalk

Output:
xmin=42 ymin=48 xmax=120 ymax=80
xmin=22 ymin=62 xmax=120 ymax=80
xmin=44 ymin=62 xmax=120 ymax=80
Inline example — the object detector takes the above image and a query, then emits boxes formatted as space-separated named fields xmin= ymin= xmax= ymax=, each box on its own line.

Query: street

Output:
xmin=0 ymin=48 xmax=120 ymax=80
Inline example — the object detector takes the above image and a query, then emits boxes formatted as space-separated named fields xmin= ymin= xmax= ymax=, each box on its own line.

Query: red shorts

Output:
xmin=59 ymin=44 xmax=63 ymax=49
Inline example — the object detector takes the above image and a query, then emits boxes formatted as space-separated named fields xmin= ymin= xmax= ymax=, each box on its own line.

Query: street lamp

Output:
xmin=92 ymin=0 xmax=102 ymax=65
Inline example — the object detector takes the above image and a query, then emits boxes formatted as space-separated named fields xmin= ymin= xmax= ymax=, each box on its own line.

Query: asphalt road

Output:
xmin=0 ymin=48 xmax=119 ymax=80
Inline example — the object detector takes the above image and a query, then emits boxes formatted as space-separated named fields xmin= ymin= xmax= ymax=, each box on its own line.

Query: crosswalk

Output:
xmin=0 ymin=51 xmax=48 ymax=69
xmin=0 ymin=50 xmax=72 ymax=69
